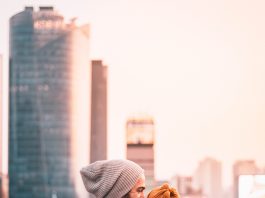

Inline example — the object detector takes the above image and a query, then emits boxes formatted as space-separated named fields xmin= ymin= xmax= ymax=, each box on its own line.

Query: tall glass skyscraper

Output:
xmin=9 ymin=6 xmax=90 ymax=198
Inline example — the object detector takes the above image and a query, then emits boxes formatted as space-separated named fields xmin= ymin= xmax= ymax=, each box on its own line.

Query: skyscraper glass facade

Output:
xmin=9 ymin=7 xmax=90 ymax=198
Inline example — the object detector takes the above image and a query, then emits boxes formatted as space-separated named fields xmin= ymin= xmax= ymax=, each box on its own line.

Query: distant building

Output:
xmin=126 ymin=116 xmax=155 ymax=190
xmin=170 ymin=175 xmax=194 ymax=195
xmin=9 ymin=6 xmax=90 ymax=198
xmin=170 ymin=175 xmax=204 ymax=197
xmin=233 ymin=160 xmax=259 ymax=198
xmin=193 ymin=157 xmax=222 ymax=198
xmin=90 ymin=60 xmax=108 ymax=163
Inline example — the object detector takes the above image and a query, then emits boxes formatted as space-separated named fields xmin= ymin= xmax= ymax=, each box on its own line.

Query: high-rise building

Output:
xmin=9 ymin=6 xmax=90 ymax=198
xmin=233 ymin=160 xmax=259 ymax=198
xmin=171 ymin=175 xmax=193 ymax=195
xmin=170 ymin=175 xmax=205 ymax=198
xmin=126 ymin=116 xmax=155 ymax=190
xmin=90 ymin=60 xmax=107 ymax=163
xmin=193 ymin=157 xmax=223 ymax=198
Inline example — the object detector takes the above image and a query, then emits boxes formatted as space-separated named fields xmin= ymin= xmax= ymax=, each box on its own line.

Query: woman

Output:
xmin=147 ymin=183 xmax=180 ymax=198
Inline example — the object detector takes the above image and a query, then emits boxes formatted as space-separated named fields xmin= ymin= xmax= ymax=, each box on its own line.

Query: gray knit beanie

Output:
xmin=80 ymin=159 xmax=144 ymax=198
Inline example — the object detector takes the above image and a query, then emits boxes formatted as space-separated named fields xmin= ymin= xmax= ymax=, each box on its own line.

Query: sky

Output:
xmin=1 ymin=0 xmax=265 ymax=189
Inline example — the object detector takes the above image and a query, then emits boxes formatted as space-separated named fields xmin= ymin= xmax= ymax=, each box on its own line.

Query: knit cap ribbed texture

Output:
xmin=80 ymin=159 xmax=144 ymax=198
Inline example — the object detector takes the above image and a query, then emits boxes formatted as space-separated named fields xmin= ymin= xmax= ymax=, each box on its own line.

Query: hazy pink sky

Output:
xmin=1 ymin=0 xmax=265 ymax=188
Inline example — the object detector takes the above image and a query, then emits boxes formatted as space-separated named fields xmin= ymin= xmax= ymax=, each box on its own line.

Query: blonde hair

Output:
xmin=147 ymin=183 xmax=180 ymax=198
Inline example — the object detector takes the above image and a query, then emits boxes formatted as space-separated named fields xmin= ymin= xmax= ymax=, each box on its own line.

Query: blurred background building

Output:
xmin=170 ymin=158 xmax=222 ymax=198
xmin=171 ymin=175 xmax=194 ymax=195
xmin=90 ymin=60 xmax=107 ymax=163
xmin=233 ymin=160 xmax=262 ymax=198
xmin=126 ymin=115 xmax=155 ymax=191
xmin=193 ymin=157 xmax=222 ymax=198
xmin=170 ymin=175 xmax=206 ymax=198
xmin=9 ymin=6 xmax=90 ymax=198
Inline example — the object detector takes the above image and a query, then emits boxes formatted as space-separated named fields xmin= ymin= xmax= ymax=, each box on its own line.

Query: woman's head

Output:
xmin=147 ymin=183 xmax=180 ymax=198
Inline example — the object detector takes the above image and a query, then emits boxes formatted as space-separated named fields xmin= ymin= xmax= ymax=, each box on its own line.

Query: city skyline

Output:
xmin=1 ymin=0 xmax=265 ymax=189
